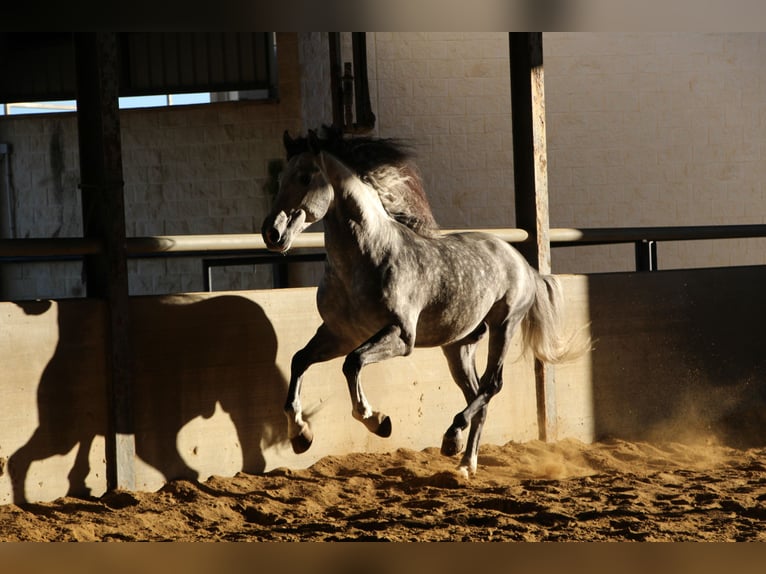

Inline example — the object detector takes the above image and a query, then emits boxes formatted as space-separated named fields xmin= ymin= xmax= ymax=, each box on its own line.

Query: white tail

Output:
xmin=521 ymin=274 xmax=590 ymax=363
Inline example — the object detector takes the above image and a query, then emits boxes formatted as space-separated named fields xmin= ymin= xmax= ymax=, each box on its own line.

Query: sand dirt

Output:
xmin=1 ymin=438 xmax=764 ymax=542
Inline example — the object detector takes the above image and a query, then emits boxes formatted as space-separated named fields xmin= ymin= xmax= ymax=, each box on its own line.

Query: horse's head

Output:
xmin=261 ymin=130 xmax=334 ymax=253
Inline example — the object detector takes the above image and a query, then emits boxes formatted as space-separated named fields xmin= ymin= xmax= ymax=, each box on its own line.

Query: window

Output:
xmin=1 ymin=93 xmax=216 ymax=115
xmin=0 ymin=33 xmax=276 ymax=116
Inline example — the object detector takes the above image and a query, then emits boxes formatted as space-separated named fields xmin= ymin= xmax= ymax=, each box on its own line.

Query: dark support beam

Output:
xmin=74 ymin=32 xmax=135 ymax=492
xmin=510 ymin=32 xmax=551 ymax=273
xmin=351 ymin=32 xmax=375 ymax=130
xmin=328 ymin=33 xmax=343 ymax=131
xmin=509 ymin=32 xmax=557 ymax=442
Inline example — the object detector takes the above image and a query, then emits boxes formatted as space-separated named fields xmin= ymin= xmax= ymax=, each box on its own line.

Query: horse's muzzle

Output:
xmin=264 ymin=226 xmax=282 ymax=248
xmin=261 ymin=224 xmax=285 ymax=252
xmin=261 ymin=209 xmax=306 ymax=253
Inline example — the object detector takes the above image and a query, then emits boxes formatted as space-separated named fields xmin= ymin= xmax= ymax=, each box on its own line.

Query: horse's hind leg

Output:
xmin=342 ymin=323 xmax=414 ymax=438
xmin=285 ymin=323 xmax=346 ymax=454
xmin=440 ymin=323 xmax=489 ymax=474
xmin=444 ymin=312 xmax=523 ymax=474
xmin=440 ymin=339 xmax=481 ymax=454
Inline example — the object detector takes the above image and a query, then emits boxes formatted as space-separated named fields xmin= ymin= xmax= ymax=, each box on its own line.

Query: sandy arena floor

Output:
xmin=1 ymin=438 xmax=764 ymax=541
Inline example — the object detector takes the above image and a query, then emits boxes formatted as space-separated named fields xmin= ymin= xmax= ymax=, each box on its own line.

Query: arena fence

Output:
xmin=1 ymin=226 xmax=765 ymax=504
xmin=3 ymin=224 xmax=766 ymax=286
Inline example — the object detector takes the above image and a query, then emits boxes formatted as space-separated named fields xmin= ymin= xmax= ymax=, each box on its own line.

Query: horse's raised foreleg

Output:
xmin=286 ymin=323 xmax=346 ymax=454
xmin=342 ymin=323 xmax=414 ymax=438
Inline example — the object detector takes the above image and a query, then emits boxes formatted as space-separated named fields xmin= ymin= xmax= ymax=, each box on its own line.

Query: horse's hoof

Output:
xmin=291 ymin=427 xmax=314 ymax=454
xmin=456 ymin=464 xmax=478 ymax=478
xmin=375 ymin=415 xmax=392 ymax=438
xmin=440 ymin=428 xmax=464 ymax=457
xmin=355 ymin=411 xmax=392 ymax=437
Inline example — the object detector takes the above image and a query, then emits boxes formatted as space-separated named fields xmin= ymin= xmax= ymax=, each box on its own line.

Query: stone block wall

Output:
xmin=0 ymin=33 xmax=302 ymax=299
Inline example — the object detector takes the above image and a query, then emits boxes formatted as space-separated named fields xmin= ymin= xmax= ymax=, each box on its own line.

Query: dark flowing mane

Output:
xmin=283 ymin=128 xmax=440 ymax=237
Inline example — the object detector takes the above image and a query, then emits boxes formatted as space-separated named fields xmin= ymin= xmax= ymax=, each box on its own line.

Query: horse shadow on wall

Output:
xmin=8 ymin=295 xmax=288 ymax=504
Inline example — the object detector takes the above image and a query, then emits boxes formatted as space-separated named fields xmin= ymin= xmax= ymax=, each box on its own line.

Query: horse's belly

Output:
xmin=317 ymin=286 xmax=390 ymax=346
xmin=414 ymin=309 xmax=488 ymax=348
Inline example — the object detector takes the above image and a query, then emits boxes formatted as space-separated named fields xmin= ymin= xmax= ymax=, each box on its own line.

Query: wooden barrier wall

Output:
xmin=1 ymin=266 xmax=765 ymax=503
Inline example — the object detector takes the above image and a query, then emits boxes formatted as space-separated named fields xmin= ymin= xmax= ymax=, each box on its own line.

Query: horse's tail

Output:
xmin=521 ymin=273 xmax=591 ymax=364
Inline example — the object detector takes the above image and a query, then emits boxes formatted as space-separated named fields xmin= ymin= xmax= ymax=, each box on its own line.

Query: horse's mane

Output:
xmin=284 ymin=127 xmax=440 ymax=237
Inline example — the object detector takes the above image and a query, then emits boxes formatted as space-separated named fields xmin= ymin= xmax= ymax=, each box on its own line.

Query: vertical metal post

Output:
xmin=509 ymin=32 xmax=558 ymax=442
xmin=203 ymin=260 xmax=213 ymax=292
xmin=74 ymin=32 xmax=135 ymax=492
xmin=634 ymin=240 xmax=658 ymax=271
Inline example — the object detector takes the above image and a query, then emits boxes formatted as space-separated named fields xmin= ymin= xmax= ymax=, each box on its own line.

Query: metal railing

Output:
xmin=2 ymin=224 xmax=766 ymax=292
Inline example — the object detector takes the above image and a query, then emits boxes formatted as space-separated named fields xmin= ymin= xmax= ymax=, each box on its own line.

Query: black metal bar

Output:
xmin=634 ymin=240 xmax=658 ymax=272
xmin=203 ymin=262 xmax=212 ymax=292
xmin=550 ymin=224 xmax=766 ymax=244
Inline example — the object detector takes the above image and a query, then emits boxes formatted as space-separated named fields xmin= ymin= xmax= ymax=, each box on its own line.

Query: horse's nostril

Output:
xmin=266 ymin=228 xmax=281 ymax=245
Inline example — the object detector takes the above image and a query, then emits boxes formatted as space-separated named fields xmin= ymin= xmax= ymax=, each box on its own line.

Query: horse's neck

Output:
xmin=319 ymin=152 xmax=394 ymax=259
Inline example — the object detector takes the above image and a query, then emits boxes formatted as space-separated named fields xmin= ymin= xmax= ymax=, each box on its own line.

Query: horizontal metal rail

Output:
xmin=127 ymin=228 xmax=532 ymax=255
xmin=549 ymin=225 xmax=766 ymax=245
xmin=2 ymin=224 xmax=766 ymax=259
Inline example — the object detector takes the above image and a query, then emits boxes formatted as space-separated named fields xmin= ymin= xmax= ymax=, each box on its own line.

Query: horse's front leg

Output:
xmin=342 ymin=323 xmax=414 ymax=438
xmin=286 ymin=324 xmax=346 ymax=453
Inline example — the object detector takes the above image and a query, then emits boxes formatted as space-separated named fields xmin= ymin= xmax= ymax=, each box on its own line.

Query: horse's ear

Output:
xmin=283 ymin=130 xmax=294 ymax=149
xmin=283 ymin=130 xmax=305 ymax=158
xmin=307 ymin=129 xmax=321 ymax=155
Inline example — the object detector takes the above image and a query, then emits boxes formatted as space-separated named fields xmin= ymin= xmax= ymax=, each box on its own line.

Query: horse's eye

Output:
xmin=299 ymin=172 xmax=312 ymax=186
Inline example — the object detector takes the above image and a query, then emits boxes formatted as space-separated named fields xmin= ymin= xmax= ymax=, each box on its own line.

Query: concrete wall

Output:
xmin=0 ymin=288 xmax=542 ymax=503
xmin=2 ymin=265 xmax=765 ymax=503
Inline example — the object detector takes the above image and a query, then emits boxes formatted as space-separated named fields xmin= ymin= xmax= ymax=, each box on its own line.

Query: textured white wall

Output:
xmin=546 ymin=33 xmax=766 ymax=272
xmin=367 ymin=32 xmax=766 ymax=273
xmin=370 ymin=32 xmax=515 ymax=230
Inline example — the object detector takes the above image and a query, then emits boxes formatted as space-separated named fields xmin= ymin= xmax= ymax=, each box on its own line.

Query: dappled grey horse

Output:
xmin=262 ymin=129 xmax=584 ymax=475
